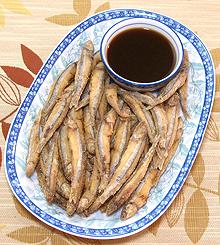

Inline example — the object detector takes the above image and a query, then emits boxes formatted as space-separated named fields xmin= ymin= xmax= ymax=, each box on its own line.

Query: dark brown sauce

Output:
xmin=107 ymin=28 xmax=175 ymax=83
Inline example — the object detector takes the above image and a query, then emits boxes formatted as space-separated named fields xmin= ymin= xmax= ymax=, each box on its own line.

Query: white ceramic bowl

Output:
xmin=100 ymin=17 xmax=184 ymax=91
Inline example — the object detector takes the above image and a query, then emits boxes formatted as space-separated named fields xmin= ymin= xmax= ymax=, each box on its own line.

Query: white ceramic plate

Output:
xmin=4 ymin=9 xmax=215 ymax=239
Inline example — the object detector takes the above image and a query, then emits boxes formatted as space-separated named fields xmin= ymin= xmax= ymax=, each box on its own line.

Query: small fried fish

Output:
xmin=66 ymin=119 xmax=86 ymax=216
xmin=54 ymin=193 xmax=68 ymax=210
xmin=89 ymin=62 xmax=106 ymax=128
xmin=77 ymin=162 xmax=100 ymax=213
xmin=75 ymin=82 xmax=90 ymax=111
xmin=110 ymin=117 xmax=130 ymax=176
xmin=151 ymin=104 xmax=168 ymax=149
xmin=56 ymin=166 xmax=71 ymax=199
xmin=38 ymin=91 xmax=72 ymax=153
xmin=70 ymin=41 xmax=94 ymax=107
xmin=48 ymin=132 xmax=59 ymax=202
xmin=67 ymin=107 xmax=84 ymax=139
xmin=36 ymin=165 xmax=54 ymax=204
xmin=131 ymin=91 xmax=156 ymax=106
xmin=154 ymin=117 xmax=184 ymax=183
xmin=39 ymin=143 xmax=49 ymax=177
xmin=92 ymin=51 xmax=101 ymax=69
xmin=42 ymin=63 xmax=76 ymax=119
xmin=98 ymin=77 xmax=109 ymax=121
xmin=58 ymin=124 xmax=72 ymax=181
xmin=106 ymin=83 xmax=130 ymax=118
xmin=120 ymin=168 xmax=158 ymax=220
xmin=83 ymin=106 xmax=95 ymax=155
xmin=96 ymin=108 xmax=117 ymax=193
xmin=26 ymin=110 xmax=41 ymax=177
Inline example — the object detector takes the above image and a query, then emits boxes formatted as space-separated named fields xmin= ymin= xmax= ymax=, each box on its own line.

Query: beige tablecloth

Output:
xmin=0 ymin=0 xmax=220 ymax=244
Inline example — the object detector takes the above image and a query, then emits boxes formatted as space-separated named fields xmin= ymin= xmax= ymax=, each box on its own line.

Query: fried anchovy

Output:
xmin=39 ymin=143 xmax=49 ymax=177
xmin=99 ymin=198 xmax=111 ymax=213
xmin=26 ymin=110 xmax=41 ymax=177
xmin=96 ymin=108 xmax=117 ymax=194
xmin=38 ymin=132 xmax=59 ymax=203
xmin=36 ymin=164 xmax=54 ymax=203
xmin=58 ymin=124 xmax=72 ymax=181
xmin=131 ymin=91 xmax=156 ymax=106
xmin=120 ymin=168 xmax=158 ymax=220
xmin=138 ymin=136 xmax=150 ymax=164
xmin=142 ymin=107 xmax=156 ymax=141
xmin=151 ymin=104 xmax=168 ymax=149
xmin=110 ymin=116 xmax=120 ymax=149
xmin=75 ymin=82 xmax=90 ymax=111
xmin=154 ymin=117 xmax=184 ymax=183
xmin=147 ymin=50 xmax=189 ymax=109
xmin=56 ymin=166 xmax=71 ymax=199
xmin=143 ymin=136 xmax=150 ymax=156
xmin=48 ymin=132 xmax=60 ymax=202
xmin=119 ymin=89 xmax=156 ymax=142
xmin=84 ymin=156 xmax=94 ymax=191
xmin=54 ymin=193 xmax=68 ymax=210
xmin=166 ymin=92 xmax=180 ymax=107
xmin=69 ymin=107 xmax=89 ymax=197
xmin=98 ymin=77 xmax=109 ymax=121
xmin=75 ymin=96 xmax=89 ymax=110
xmin=43 ymin=133 xmax=58 ymax=202
xmin=41 ymin=63 xmax=76 ymax=119
xmin=106 ymin=83 xmax=130 ymax=118
xmin=153 ymin=116 xmax=183 ymax=171
xmin=130 ymin=115 xmax=139 ymax=133
xmin=88 ymin=122 xmax=147 ymax=214
xmin=83 ymin=106 xmax=95 ymax=155
xmin=150 ymin=103 xmax=168 ymax=169
xmin=106 ymin=135 xmax=160 ymax=215
xmin=70 ymin=41 xmax=94 ymax=107
xmin=38 ymin=91 xmax=72 ymax=153
xmin=110 ymin=117 xmax=131 ymax=176
xmin=151 ymin=152 xmax=166 ymax=171
xmin=89 ymin=62 xmax=106 ymax=128
xmin=67 ymin=107 xmax=84 ymax=139
xmin=92 ymin=51 xmax=101 ymax=70
xmin=77 ymin=162 xmax=100 ymax=213
xmin=66 ymin=120 xmax=85 ymax=216
xmin=110 ymin=102 xmax=130 ymax=148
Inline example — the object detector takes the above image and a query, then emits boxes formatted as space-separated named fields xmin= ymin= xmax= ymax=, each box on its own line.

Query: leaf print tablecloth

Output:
xmin=0 ymin=0 xmax=220 ymax=244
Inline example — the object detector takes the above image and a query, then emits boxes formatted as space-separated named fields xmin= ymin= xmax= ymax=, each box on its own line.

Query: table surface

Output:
xmin=0 ymin=1 xmax=220 ymax=244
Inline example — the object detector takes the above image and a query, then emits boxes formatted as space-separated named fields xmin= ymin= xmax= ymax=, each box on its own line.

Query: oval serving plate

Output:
xmin=4 ymin=9 xmax=215 ymax=239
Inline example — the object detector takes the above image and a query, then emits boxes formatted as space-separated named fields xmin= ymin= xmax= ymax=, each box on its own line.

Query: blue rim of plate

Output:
xmin=4 ymin=8 xmax=215 ymax=239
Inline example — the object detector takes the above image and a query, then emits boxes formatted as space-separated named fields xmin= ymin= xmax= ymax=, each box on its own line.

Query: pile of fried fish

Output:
xmin=26 ymin=40 xmax=189 ymax=220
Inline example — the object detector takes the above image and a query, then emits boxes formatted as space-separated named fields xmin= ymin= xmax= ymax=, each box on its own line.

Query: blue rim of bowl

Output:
xmin=4 ymin=8 xmax=215 ymax=239
xmin=100 ymin=17 xmax=184 ymax=87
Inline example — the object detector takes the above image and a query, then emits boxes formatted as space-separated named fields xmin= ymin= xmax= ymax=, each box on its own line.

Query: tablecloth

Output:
xmin=0 ymin=0 xmax=220 ymax=244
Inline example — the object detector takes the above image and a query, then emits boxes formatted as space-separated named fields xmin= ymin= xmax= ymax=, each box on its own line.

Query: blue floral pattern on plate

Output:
xmin=4 ymin=9 xmax=215 ymax=239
